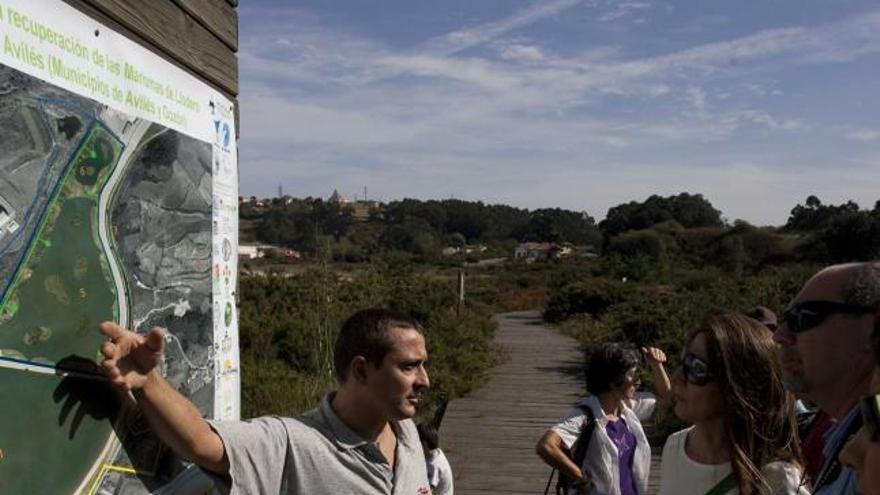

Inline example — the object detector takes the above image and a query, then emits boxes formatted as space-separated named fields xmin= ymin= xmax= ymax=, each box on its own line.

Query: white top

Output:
xmin=658 ymin=427 xmax=810 ymax=495
xmin=551 ymin=392 xmax=657 ymax=495
xmin=426 ymin=448 xmax=454 ymax=495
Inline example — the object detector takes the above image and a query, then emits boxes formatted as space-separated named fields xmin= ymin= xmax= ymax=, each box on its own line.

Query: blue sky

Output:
xmin=238 ymin=0 xmax=880 ymax=225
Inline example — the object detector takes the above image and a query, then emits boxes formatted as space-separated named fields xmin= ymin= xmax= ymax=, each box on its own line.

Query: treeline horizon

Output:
xmin=240 ymin=192 xmax=880 ymax=265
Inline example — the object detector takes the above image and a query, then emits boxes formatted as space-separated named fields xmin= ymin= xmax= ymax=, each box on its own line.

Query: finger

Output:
xmin=103 ymin=364 xmax=122 ymax=382
xmin=100 ymin=341 xmax=117 ymax=359
xmin=110 ymin=376 xmax=129 ymax=392
xmin=145 ymin=328 xmax=166 ymax=353
xmin=99 ymin=321 xmax=128 ymax=340
xmin=99 ymin=321 xmax=122 ymax=339
xmin=101 ymin=358 xmax=118 ymax=373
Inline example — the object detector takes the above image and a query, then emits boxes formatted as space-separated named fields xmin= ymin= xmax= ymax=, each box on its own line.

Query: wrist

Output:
xmin=573 ymin=474 xmax=591 ymax=487
xmin=134 ymin=369 xmax=163 ymax=395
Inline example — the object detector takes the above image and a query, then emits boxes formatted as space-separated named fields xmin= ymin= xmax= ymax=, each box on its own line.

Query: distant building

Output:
xmin=553 ymin=243 xmax=574 ymax=258
xmin=0 ymin=201 xmax=19 ymax=238
xmin=441 ymin=247 xmax=460 ymax=256
xmin=329 ymin=189 xmax=350 ymax=205
xmin=514 ymin=242 xmax=554 ymax=262
xmin=239 ymin=244 xmax=264 ymax=259
xmin=350 ymin=201 xmax=381 ymax=222
xmin=514 ymin=242 xmax=578 ymax=262
xmin=327 ymin=189 xmax=383 ymax=221
xmin=239 ymin=244 xmax=302 ymax=261
xmin=441 ymin=244 xmax=487 ymax=257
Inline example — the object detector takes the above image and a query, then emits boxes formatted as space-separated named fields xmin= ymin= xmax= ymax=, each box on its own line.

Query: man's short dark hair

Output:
xmin=416 ymin=423 xmax=439 ymax=450
xmin=333 ymin=308 xmax=423 ymax=383
xmin=585 ymin=342 xmax=640 ymax=395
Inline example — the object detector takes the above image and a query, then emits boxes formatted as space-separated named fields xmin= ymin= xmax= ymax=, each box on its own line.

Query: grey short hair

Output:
xmin=842 ymin=261 xmax=880 ymax=307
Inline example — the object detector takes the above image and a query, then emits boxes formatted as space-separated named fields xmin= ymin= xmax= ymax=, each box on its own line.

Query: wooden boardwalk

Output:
xmin=441 ymin=310 xmax=661 ymax=495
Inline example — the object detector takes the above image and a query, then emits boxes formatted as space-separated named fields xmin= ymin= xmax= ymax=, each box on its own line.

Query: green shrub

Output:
xmin=543 ymin=279 xmax=632 ymax=323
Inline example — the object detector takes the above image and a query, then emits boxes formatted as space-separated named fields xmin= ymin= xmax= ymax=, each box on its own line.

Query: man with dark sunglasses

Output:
xmin=773 ymin=262 xmax=880 ymax=494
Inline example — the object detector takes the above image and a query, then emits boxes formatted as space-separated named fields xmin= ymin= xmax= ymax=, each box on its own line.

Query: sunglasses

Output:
xmin=681 ymin=351 xmax=714 ymax=386
xmin=782 ymin=300 xmax=876 ymax=333
xmin=860 ymin=393 xmax=880 ymax=442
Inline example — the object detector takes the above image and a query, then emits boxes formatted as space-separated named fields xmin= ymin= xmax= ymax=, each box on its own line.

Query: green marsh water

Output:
xmin=0 ymin=124 xmax=123 ymax=493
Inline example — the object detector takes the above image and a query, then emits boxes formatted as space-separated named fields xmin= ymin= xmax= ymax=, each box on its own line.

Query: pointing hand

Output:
xmin=99 ymin=322 xmax=165 ymax=392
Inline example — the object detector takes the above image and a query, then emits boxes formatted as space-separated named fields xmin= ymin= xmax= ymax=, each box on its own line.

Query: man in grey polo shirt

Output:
xmin=98 ymin=308 xmax=433 ymax=494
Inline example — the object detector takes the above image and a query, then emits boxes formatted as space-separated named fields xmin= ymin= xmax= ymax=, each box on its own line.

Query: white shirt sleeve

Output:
xmin=628 ymin=392 xmax=657 ymax=422
xmin=430 ymin=449 xmax=455 ymax=495
xmin=550 ymin=406 xmax=588 ymax=450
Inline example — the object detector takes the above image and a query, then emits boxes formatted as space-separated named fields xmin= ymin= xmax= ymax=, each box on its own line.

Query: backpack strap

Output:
xmin=704 ymin=473 xmax=736 ymax=495
xmin=570 ymin=404 xmax=596 ymax=469
xmin=556 ymin=404 xmax=597 ymax=494
xmin=543 ymin=467 xmax=556 ymax=495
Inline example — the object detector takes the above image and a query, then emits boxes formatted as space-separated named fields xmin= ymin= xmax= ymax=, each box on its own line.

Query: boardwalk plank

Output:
xmin=441 ymin=311 xmax=585 ymax=494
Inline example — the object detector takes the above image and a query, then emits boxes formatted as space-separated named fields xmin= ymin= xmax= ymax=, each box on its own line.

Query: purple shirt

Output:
xmin=606 ymin=418 xmax=637 ymax=495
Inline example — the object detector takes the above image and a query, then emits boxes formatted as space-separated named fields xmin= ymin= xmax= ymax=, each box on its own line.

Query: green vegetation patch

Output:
xmin=72 ymin=129 xmax=118 ymax=188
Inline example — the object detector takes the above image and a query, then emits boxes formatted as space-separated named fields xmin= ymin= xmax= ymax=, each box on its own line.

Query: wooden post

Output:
xmin=457 ymin=268 xmax=465 ymax=316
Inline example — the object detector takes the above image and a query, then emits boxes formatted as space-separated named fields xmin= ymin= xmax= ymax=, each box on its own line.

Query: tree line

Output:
xmin=242 ymin=192 xmax=880 ymax=264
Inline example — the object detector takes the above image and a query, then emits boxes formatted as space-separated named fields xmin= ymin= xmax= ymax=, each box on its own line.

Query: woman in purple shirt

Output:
xmin=537 ymin=342 xmax=671 ymax=494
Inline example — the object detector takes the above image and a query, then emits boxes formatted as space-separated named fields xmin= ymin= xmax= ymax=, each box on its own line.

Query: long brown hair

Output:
xmin=694 ymin=310 xmax=803 ymax=494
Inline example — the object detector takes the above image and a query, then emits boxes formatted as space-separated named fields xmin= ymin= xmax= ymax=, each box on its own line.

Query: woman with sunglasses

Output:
xmin=839 ymin=322 xmax=880 ymax=494
xmin=659 ymin=310 xmax=808 ymax=495
xmin=537 ymin=342 xmax=670 ymax=494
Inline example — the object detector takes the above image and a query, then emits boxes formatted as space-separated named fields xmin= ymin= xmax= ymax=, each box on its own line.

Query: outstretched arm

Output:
xmin=100 ymin=322 xmax=229 ymax=475
xmin=642 ymin=347 xmax=671 ymax=402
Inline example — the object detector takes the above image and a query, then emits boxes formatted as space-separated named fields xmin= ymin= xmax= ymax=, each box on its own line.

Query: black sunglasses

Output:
xmin=782 ymin=300 xmax=876 ymax=333
xmin=681 ymin=351 xmax=714 ymax=386
xmin=860 ymin=393 xmax=880 ymax=442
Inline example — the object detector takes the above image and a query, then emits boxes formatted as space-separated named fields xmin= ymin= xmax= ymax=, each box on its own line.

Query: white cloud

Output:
xmin=598 ymin=2 xmax=653 ymax=23
xmin=495 ymin=42 xmax=546 ymax=63
xmin=846 ymin=129 xmax=880 ymax=141
xmin=740 ymin=110 xmax=806 ymax=131
xmin=420 ymin=0 xmax=585 ymax=57
xmin=379 ymin=55 xmax=525 ymax=91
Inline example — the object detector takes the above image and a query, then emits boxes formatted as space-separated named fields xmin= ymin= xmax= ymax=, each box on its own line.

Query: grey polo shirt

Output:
xmin=207 ymin=394 xmax=431 ymax=495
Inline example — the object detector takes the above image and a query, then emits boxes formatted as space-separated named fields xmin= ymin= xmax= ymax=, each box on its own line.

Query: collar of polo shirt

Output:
xmin=320 ymin=393 xmax=417 ymax=451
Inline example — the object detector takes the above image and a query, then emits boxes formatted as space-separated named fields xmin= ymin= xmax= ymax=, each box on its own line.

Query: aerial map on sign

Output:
xmin=0 ymin=0 xmax=240 ymax=492
xmin=0 ymin=46 xmax=224 ymax=495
